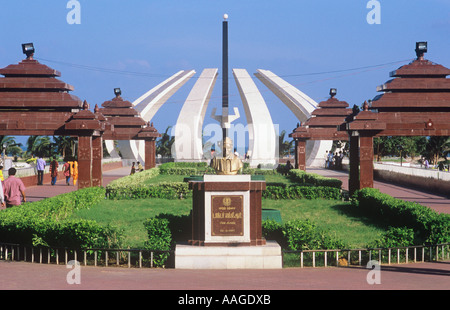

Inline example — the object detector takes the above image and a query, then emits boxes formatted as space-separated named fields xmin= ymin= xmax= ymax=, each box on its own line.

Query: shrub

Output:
xmin=262 ymin=219 xmax=347 ymax=251
xmin=106 ymin=182 xmax=191 ymax=200
xmin=106 ymin=167 xmax=160 ymax=195
xmin=367 ymin=227 xmax=415 ymax=249
xmin=0 ymin=187 xmax=122 ymax=249
xmin=263 ymin=185 xmax=341 ymax=200
xmin=353 ymin=188 xmax=450 ymax=245
xmin=288 ymin=169 xmax=342 ymax=189
xmin=158 ymin=162 xmax=214 ymax=175
xmin=143 ymin=218 xmax=172 ymax=267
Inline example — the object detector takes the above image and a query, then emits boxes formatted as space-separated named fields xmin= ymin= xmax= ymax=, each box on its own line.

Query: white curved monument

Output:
xmin=105 ymin=70 xmax=195 ymax=163
xmin=107 ymin=68 xmax=332 ymax=168
xmin=173 ymin=68 xmax=218 ymax=161
xmin=233 ymin=68 xmax=277 ymax=166
xmin=255 ymin=69 xmax=332 ymax=167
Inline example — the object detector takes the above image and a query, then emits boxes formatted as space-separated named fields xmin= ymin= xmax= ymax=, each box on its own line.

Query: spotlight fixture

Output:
xmin=114 ymin=88 xmax=122 ymax=96
xmin=21 ymin=43 xmax=35 ymax=59
xmin=415 ymin=41 xmax=427 ymax=59
xmin=329 ymin=88 xmax=337 ymax=97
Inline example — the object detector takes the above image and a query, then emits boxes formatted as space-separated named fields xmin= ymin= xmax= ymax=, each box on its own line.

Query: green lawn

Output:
xmin=71 ymin=196 xmax=386 ymax=249
xmin=71 ymin=198 xmax=192 ymax=248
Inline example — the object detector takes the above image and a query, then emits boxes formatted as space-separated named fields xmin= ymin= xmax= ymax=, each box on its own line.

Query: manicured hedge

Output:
xmin=159 ymin=162 xmax=214 ymax=175
xmin=0 ymin=187 xmax=122 ymax=249
xmin=353 ymin=188 xmax=450 ymax=245
xmin=107 ymin=182 xmax=191 ymax=200
xmin=288 ymin=169 xmax=343 ymax=189
xmin=106 ymin=165 xmax=344 ymax=200
xmin=263 ymin=184 xmax=341 ymax=200
xmin=106 ymin=167 xmax=160 ymax=192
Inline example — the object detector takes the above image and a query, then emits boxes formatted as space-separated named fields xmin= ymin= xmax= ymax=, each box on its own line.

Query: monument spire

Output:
xmin=222 ymin=13 xmax=229 ymax=157
xmin=211 ymin=14 xmax=240 ymax=158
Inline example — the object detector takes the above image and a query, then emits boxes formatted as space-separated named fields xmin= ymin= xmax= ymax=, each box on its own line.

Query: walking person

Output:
xmin=36 ymin=155 xmax=46 ymax=185
xmin=49 ymin=157 xmax=59 ymax=186
xmin=72 ymin=160 xmax=78 ymax=186
xmin=0 ymin=176 xmax=5 ymax=210
xmin=63 ymin=160 xmax=71 ymax=186
xmin=3 ymin=168 xmax=26 ymax=208
xmin=130 ymin=162 xmax=136 ymax=175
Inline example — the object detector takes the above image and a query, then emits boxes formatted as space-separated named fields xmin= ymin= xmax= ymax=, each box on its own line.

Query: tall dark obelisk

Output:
xmin=222 ymin=14 xmax=229 ymax=157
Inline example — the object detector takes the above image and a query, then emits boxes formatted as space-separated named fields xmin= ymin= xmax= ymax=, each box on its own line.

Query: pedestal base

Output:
xmin=175 ymin=241 xmax=282 ymax=269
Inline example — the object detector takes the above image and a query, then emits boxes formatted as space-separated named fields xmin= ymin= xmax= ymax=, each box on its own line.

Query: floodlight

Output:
xmin=114 ymin=88 xmax=122 ymax=96
xmin=22 ymin=43 xmax=35 ymax=59
xmin=329 ymin=88 xmax=337 ymax=97
xmin=415 ymin=41 xmax=427 ymax=58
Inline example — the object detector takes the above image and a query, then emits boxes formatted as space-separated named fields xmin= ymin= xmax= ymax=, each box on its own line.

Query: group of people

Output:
xmin=130 ymin=162 xmax=144 ymax=175
xmin=36 ymin=156 xmax=79 ymax=186
xmin=0 ymin=156 xmax=79 ymax=210
xmin=325 ymin=150 xmax=345 ymax=170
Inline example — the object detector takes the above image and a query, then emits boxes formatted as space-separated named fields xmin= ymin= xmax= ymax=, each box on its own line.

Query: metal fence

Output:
xmin=283 ymin=243 xmax=450 ymax=268
xmin=1 ymin=242 xmax=449 ymax=269
xmin=0 ymin=243 xmax=172 ymax=268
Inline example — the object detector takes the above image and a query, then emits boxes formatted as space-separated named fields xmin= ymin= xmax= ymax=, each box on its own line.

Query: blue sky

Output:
xmin=1 ymin=0 xmax=449 ymax=149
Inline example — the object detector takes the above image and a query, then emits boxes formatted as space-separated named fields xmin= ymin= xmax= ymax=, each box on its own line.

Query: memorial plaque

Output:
xmin=211 ymin=195 xmax=244 ymax=236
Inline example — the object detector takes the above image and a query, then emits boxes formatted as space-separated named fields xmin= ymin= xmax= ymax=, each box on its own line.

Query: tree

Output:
xmin=422 ymin=136 xmax=450 ymax=165
xmin=53 ymin=136 xmax=77 ymax=159
xmin=26 ymin=136 xmax=55 ymax=158
xmin=156 ymin=126 xmax=175 ymax=158
xmin=0 ymin=136 xmax=22 ymax=156
xmin=278 ymin=130 xmax=294 ymax=157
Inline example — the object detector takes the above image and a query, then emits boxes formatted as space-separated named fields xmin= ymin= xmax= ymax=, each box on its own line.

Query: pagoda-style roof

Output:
xmin=0 ymin=59 xmax=82 ymax=111
xmin=0 ymin=54 xmax=106 ymax=136
xmin=290 ymin=91 xmax=352 ymax=141
xmin=347 ymin=52 xmax=450 ymax=136
xmin=100 ymin=93 xmax=157 ymax=140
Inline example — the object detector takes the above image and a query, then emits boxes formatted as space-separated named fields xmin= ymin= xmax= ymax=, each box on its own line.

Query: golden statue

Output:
xmin=210 ymin=137 xmax=243 ymax=175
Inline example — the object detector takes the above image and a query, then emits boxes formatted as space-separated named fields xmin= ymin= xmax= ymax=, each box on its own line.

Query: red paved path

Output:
xmin=309 ymin=168 xmax=450 ymax=214
xmin=3 ymin=166 xmax=449 ymax=291
xmin=1 ymin=260 xmax=449 ymax=290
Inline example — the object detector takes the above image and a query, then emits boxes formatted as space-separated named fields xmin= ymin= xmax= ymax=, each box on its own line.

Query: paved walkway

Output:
xmin=1 ymin=260 xmax=449 ymax=290
xmin=26 ymin=166 xmax=130 ymax=203
xmin=3 ymin=166 xmax=449 ymax=291
xmin=309 ymin=168 xmax=450 ymax=214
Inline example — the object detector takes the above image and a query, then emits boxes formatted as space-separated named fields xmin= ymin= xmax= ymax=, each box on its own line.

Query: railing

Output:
xmin=0 ymin=243 xmax=172 ymax=268
xmin=2 ymin=242 xmax=449 ymax=269
xmin=283 ymin=243 xmax=450 ymax=268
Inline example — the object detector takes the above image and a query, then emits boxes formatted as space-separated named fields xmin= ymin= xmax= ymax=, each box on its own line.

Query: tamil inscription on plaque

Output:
xmin=211 ymin=195 xmax=244 ymax=236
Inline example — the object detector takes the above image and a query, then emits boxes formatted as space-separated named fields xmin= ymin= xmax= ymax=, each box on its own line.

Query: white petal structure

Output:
xmin=233 ymin=68 xmax=277 ymax=166
xmin=108 ymin=68 xmax=330 ymax=168
xmin=255 ymin=69 xmax=332 ymax=167
xmin=106 ymin=70 xmax=195 ymax=164
xmin=173 ymin=68 xmax=218 ymax=162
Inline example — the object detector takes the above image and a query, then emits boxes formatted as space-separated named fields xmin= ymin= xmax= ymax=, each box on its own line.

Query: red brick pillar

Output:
xmin=145 ymin=139 xmax=157 ymax=170
xmin=92 ymin=136 xmax=103 ymax=187
xmin=359 ymin=133 xmax=374 ymax=189
xmin=349 ymin=134 xmax=360 ymax=195
xmin=295 ymin=140 xmax=307 ymax=171
xmin=78 ymin=135 xmax=92 ymax=189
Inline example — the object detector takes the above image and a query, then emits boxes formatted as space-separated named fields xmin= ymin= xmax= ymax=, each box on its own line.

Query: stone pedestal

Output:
xmin=175 ymin=241 xmax=282 ymax=269
xmin=175 ymin=174 xmax=282 ymax=269
xmin=188 ymin=175 xmax=266 ymax=246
